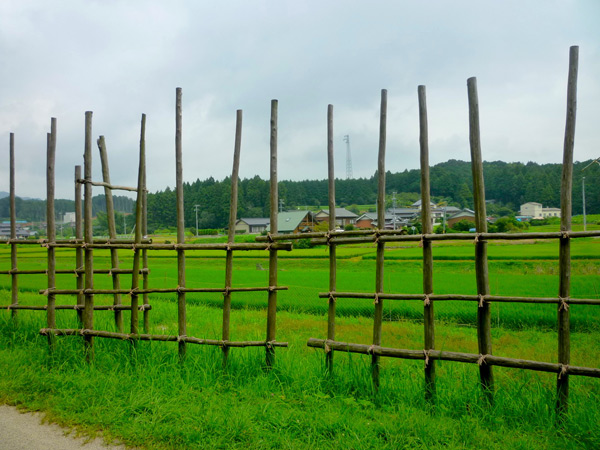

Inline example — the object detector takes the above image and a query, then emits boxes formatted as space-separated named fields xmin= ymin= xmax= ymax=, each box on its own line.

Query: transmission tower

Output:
xmin=343 ymin=135 xmax=353 ymax=179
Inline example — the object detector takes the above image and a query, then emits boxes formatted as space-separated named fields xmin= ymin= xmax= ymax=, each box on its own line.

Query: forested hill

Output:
xmin=146 ymin=159 xmax=599 ymax=231
xmin=0 ymin=194 xmax=134 ymax=222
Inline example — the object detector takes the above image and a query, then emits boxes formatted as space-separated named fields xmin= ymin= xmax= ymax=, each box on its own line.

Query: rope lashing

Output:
xmin=176 ymin=334 xmax=187 ymax=343
xmin=129 ymin=287 xmax=140 ymax=296
xmin=423 ymin=349 xmax=430 ymax=367
xmin=266 ymin=340 xmax=275 ymax=349
xmin=419 ymin=235 xmax=424 ymax=248
xmin=367 ymin=344 xmax=376 ymax=355
xmin=176 ymin=285 xmax=184 ymax=294
xmin=559 ymin=297 xmax=570 ymax=311
xmin=423 ymin=294 xmax=431 ymax=306
xmin=473 ymin=233 xmax=481 ymax=245
xmin=324 ymin=341 xmax=331 ymax=353
xmin=266 ymin=232 xmax=274 ymax=243
xmin=373 ymin=293 xmax=380 ymax=305
xmin=558 ymin=364 xmax=569 ymax=379
xmin=328 ymin=292 xmax=336 ymax=303
xmin=477 ymin=354 xmax=487 ymax=366
xmin=561 ymin=231 xmax=569 ymax=239
xmin=478 ymin=294 xmax=485 ymax=308
xmin=268 ymin=285 xmax=277 ymax=292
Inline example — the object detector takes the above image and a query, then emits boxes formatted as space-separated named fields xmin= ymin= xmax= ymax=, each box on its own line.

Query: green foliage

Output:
xmin=344 ymin=223 xmax=355 ymax=231
xmin=490 ymin=216 xmax=529 ymax=233
xmin=451 ymin=219 xmax=475 ymax=232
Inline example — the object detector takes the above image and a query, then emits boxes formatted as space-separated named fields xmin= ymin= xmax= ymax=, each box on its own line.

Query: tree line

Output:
xmin=2 ymin=159 xmax=598 ymax=232
xmin=146 ymin=159 xmax=599 ymax=231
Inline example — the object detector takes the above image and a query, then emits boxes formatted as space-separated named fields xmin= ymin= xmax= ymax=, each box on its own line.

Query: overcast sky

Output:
xmin=1 ymin=1 xmax=599 ymax=200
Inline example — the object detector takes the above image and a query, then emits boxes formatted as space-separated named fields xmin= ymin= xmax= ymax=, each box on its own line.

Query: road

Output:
xmin=0 ymin=405 xmax=131 ymax=450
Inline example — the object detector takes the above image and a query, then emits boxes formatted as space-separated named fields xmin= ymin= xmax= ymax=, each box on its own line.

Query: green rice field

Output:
xmin=0 ymin=237 xmax=599 ymax=449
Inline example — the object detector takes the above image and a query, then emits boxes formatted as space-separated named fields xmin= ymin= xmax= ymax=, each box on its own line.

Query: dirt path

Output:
xmin=0 ymin=405 xmax=131 ymax=450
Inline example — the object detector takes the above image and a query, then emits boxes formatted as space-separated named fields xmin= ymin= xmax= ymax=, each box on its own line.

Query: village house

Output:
xmin=235 ymin=218 xmax=270 ymax=234
xmin=267 ymin=211 xmax=315 ymax=234
xmin=314 ymin=208 xmax=358 ymax=228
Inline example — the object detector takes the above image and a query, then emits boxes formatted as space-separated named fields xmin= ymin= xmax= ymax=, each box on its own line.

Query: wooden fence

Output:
xmin=2 ymin=46 xmax=599 ymax=420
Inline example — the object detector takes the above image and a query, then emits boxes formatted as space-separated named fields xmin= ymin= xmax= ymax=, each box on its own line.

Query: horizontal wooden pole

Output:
xmin=39 ymin=328 xmax=288 ymax=348
xmin=318 ymin=292 xmax=600 ymax=306
xmin=1 ymin=304 xmax=151 ymax=311
xmin=76 ymin=178 xmax=139 ymax=192
xmin=47 ymin=242 xmax=292 ymax=251
xmin=307 ymin=338 xmax=600 ymax=378
xmin=39 ymin=286 xmax=288 ymax=296
xmin=0 ymin=268 xmax=149 ymax=275
xmin=3 ymin=238 xmax=152 ymax=245
xmin=309 ymin=230 xmax=600 ymax=246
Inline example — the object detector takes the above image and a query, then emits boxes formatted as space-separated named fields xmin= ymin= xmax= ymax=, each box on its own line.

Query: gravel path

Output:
xmin=0 ymin=405 xmax=132 ymax=450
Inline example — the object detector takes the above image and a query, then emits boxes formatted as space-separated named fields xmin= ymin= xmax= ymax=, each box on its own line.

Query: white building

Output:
xmin=520 ymin=202 xmax=561 ymax=219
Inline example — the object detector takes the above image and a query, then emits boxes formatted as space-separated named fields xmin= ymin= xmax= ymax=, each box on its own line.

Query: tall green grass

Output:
xmin=0 ymin=297 xmax=598 ymax=450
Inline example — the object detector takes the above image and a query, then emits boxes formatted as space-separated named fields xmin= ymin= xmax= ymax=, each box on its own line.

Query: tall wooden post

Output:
xmin=266 ymin=99 xmax=278 ymax=368
xmin=175 ymin=88 xmax=187 ymax=360
xmin=46 ymin=121 xmax=57 ymax=347
xmin=372 ymin=89 xmax=387 ymax=391
xmin=467 ymin=78 xmax=494 ymax=401
xmin=419 ymin=85 xmax=435 ymax=402
xmin=130 ymin=114 xmax=146 ymax=340
xmin=142 ymin=161 xmax=150 ymax=333
xmin=9 ymin=133 xmax=18 ymax=321
xmin=97 ymin=136 xmax=123 ymax=332
xmin=74 ymin=165 xmax=84 ymax=325
xmin=557 ymin=45 xmax=578 ymax=419
xmin=326 ymin=104 xmax=336 ymax=374
xmin=83 ymin=112 xmax=94 ymax=360
xmin=222 ymin=109 xmax=243 ymax=367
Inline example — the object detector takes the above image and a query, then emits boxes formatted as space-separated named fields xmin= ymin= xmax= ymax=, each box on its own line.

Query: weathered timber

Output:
xmin=467 ymin=77 xmax=493 ymax=400
xmin=9 ymin=133 xmax=18 ymax=320
xmin=326 ymin=104 xmax=336 ymax=374
xmin=419 ymin=85 xmax=435 ymax=402
xmin=74 ymin=165 xmax=83 ymax=324
xmin=266 ymin=99 xmax=278 ymax=368
xmin=98 ymin=135 xmax=123 ymax=332
xmin=130 ymin=114 xmax=146 ymax=339
xmin=557 ymin=45 xmax=578 ymax=418
xmin=175 ymin=88 xmax=187 ymax=360
xmin=222 ymin=109 xmax=243 ymax=366
xmin=39 ymin=328 xmax=288 ymax=348
xmin=372 ymin=88 xmax=387 ymax=391
xmin=317 ymin=292 xmax=600 ymax=305
xmin=46 ymin=121 xmax=57 ymax=337
xmin=83 ymin=112 xmax=94 ymax=359
xmin=306 ymin=339 xmax=600 ymax=378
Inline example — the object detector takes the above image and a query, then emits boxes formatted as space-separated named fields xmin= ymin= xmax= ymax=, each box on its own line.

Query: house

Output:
xmin=355 ymin=212 xmax=398 ymax=229
xmin=387 ymin=207 xmax=420 ymax=222
xmin=0 ymin=221 xmax=32 ymax=239
xmin=520 ymin=202 xmax=561 ymax=219
xmin=446 ymin=210 xmax=476 ymax=228
xmin=411 ymin=199 xmax=437 ymax=209
xmin=314 ymin=208 xmax=358 ymax=227
xmin=541 ymin=207 xmax=561 ymax=219
xmin=235 ymin=218 xmax=270 ymax=234
xmin=520 ymin=202 xmax=542 ymax=218
xmin=267 ymin=211 xmax=315 ymax=234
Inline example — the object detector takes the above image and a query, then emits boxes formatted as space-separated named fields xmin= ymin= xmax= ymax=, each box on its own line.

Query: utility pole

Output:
xmin=392 ymin=191 xmax=397 ymax=230
xmin=582 ymin=157 xmax=600 ymax=232
xmin=194 ymin=204 xmax=201 ymax=237
xmin=343 ymin=135 xmax=353 ymax=180
xmin=582 ymin=177 xmax=586 ymax=231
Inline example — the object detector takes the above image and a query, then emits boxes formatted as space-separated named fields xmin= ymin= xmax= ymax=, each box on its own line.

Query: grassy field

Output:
xmin=0 ymin=238 xmax=599 ymax=449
